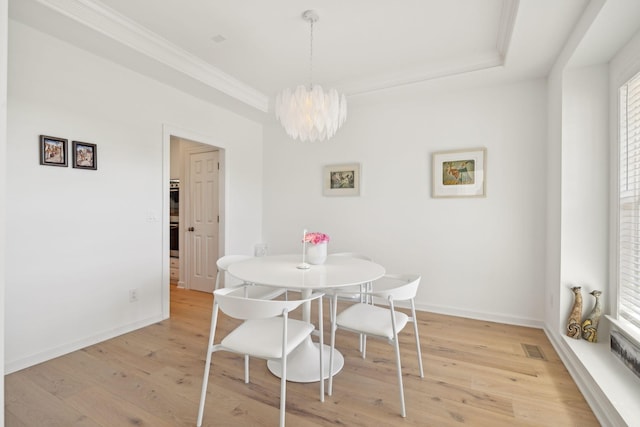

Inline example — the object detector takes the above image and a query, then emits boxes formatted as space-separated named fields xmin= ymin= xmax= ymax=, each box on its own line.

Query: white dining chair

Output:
xmin=197 ymin=286 xmax=325 ymax=427
xmin=330 ymin=252 xmax=373 ymax=293
xmin=215 ymin=254 xmax=285 ymax=300
xmin=211 ymin=255 xmax=288 ymax=391
xmin=328 ymin=274 xmax=424 ymax=418
xmin=329 ymin=252 xmax=374 ymax=353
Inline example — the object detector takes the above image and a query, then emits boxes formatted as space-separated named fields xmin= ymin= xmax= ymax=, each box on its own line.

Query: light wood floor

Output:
xmin=5 ymin=286 xmax=599 ymax=426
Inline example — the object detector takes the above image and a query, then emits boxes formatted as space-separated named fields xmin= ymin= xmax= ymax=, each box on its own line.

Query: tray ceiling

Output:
xmin=9 ymin=0 xmax=589 ymax=116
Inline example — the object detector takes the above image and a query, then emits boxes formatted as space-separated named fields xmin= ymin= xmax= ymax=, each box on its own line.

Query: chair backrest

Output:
xmin=371 ymin=274 xmax=421 ymax=302
xmin=331 ymin=252 xmax=373 ymax=261
xmin=214 ymin=287 xmax=323 ymax=320
xmin=217 ymin=255 xmax=252 ymax=272
xmin=215 ymin=255 xmax=253 ymax=290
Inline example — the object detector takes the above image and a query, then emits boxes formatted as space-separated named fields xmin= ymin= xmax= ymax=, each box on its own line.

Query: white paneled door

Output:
xmin=188 ymin=150 xmax=219 ymax=293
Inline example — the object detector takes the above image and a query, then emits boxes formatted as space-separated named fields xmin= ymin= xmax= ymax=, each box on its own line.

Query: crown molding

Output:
xmin=35 ymin=0 xmax=269 ymax=112
xmin=497 ymin=0 xmax=519 ymax=60
xmin=342 ymin=53 xmax=504 ymax=97
xmin=341 ymin=0 xmax=518 ymax=97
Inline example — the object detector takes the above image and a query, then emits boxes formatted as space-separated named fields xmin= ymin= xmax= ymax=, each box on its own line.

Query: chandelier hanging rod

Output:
xmin=303 ymin=10 xmax=318 ymax=88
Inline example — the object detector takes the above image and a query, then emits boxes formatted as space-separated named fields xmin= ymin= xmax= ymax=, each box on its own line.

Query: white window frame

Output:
xmin=613 ymin=69 xmax=640 ymax=345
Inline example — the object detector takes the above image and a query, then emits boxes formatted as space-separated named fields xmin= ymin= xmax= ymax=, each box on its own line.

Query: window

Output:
xmin=618 ymin=70 xmax=640 ymax=335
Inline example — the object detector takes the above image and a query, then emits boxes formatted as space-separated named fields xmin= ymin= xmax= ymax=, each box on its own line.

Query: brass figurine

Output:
xmin=566 ymin=286 xmax=582 ymax=339
xmin=581 ymin=290 xmax=602 ymax=342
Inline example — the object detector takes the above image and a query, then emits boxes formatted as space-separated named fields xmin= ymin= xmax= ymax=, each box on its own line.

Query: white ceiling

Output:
xmin=9 ymin=0 xmax=590 ymax=118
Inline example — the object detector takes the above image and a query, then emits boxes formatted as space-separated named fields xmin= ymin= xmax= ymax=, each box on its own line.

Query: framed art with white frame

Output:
xmin=432 ymin=148 xmax=486 ymax=198
xmin=323 ymin=163 xmax=360 ymax=196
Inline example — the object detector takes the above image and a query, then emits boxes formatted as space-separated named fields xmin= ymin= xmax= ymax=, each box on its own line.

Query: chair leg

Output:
xmin=196 ymin=348 xmax=213 ymax=427
xmin=244 ymin=354 xmax=250 ymax=383
xmin=328 ymin=293 xmax=338 ymax=396
xmin=280 ymin=312 xmax=289 ymax=427
xmin=411 ymin=299 xmax=424 ymax=378
xmin=318 ymin=296 xmax=324 ymax=402
xmin=362 ymin=334 xmax=367 ymax=359
xmin=197 ymin=304 xmax=219 ymax=427
xmin=359 ymin=284 xmax=365 ymax=353
xmin=360 ymin=283 xmax=371 ymax=358
xmin=393 ymin=338 xmax=406 ymax=418
xmin=280 ymin=367 xmax=287 ymax=427
xmin=388 ymin=300 xmax=406 ymax=417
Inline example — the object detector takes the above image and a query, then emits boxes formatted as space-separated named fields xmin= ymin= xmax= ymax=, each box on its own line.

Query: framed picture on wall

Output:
xmin=39 ymin=135 xmax=68 ymax=167
xmin=72 ymin=141 xmax=97 ymax=170
xmin=432 ymin=148 xmax=486 ymax=198
xmin=323 ymin=163 xmax=360 ymax=196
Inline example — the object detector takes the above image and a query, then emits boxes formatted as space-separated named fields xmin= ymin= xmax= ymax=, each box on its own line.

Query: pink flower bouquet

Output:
xmin=303 ymin=232 xmax=330 ymax=245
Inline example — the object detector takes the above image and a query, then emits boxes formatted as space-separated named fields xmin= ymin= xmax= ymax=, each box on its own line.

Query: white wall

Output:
xmin=1 ymin=0 xmax=8 ymax=421
xmin=561 ymin=64 xmax=609 ymax=318
xmin=545 ymin=68 xmax=564 ymax=335
xmin=263 ymin=78 xmax=548 ymax=326
xmin=5 ymin=20 xmax=263 ymax=372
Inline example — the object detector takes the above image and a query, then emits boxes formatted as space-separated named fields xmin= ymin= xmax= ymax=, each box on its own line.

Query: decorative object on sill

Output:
xmin=566 ymin=286 xmax=583 ymax=339
xmin=304 ymin=232 xmax=330 ymax=265
xmin=39 ymin=135 xmax=68 ymax=167
xmin=610 ymin=329 xmax=640 ymax=380
xmin=581 ymin=290 xmax=603 ymax=342
xmin=275 ymin=10 xmax=347 ymax=142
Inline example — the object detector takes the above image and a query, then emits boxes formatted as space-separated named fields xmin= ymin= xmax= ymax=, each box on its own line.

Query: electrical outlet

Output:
xmin=146 ymin=210 xmax=158 ymax=222
xmin=129 ymin=289 xmax=139 ymax=302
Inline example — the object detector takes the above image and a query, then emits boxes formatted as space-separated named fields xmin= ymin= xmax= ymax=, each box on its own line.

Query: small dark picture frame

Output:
xmin=39 ymin=135 xmax=68 ymax=167
xmin=72 ymin=141 xmax=97 ymax=170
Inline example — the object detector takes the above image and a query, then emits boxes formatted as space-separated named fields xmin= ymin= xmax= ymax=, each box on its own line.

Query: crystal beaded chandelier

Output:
xmin=275 ymin=10 xmax=347 ymax=142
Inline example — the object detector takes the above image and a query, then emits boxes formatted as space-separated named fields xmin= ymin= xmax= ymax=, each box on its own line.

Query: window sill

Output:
xmin=561 ymin=334 xmax=640 ymax=426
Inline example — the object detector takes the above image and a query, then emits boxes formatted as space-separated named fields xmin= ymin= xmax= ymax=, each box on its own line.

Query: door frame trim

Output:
xmin=162 ymin=124 xmax=226 ymax=318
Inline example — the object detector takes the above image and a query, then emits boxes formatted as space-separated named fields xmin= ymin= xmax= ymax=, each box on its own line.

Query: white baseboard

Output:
xmin=414 ymin=302 xmax=544 ymax=328
xmin=5 ymin=314 xmax=164 ymax=374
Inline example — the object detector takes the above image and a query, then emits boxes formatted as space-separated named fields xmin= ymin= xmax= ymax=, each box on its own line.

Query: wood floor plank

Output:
xmin=18 ymin=360 xmax=93 ymax=400
xmin=4 ymin=285 xmax=600 ymax=426
xmin=65 ymin=386 xmax=180 ymax=427
xmin=5 ymin=374 xmax=100 ymax=426
xmin=53 ymin=350 xmax=199 ymax=426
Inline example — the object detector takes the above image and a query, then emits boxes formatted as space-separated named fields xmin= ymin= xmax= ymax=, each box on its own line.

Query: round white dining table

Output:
xmin=227 ymin=254 xmax=385 ymax=383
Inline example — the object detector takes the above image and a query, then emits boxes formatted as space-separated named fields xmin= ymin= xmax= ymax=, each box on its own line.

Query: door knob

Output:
xmin=188 ymin=227 xmax=195 ymax=232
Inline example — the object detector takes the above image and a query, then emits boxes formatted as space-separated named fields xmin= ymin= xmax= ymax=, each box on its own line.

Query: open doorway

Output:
xmin=163 ymin=127 xmax=225 ymax=317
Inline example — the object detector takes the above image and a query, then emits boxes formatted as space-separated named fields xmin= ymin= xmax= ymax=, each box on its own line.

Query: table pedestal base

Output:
xmin=267 ymin=338 xmax=344 ymax=383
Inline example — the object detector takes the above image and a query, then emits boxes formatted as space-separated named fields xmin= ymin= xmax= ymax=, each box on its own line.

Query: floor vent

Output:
xmin=522 ymin=343 xmax=546 ymax=360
